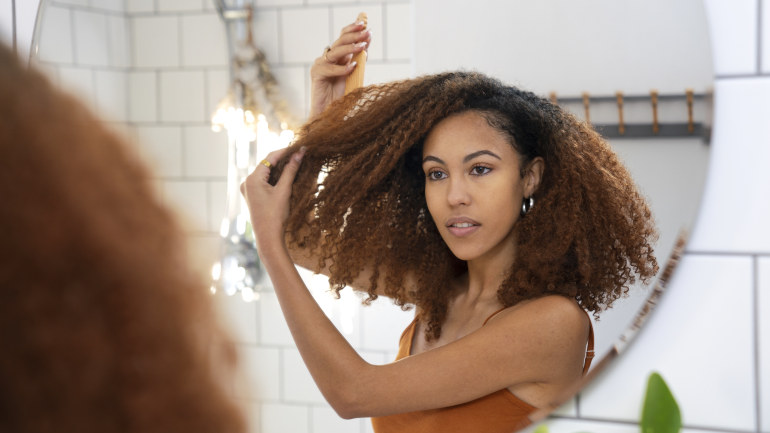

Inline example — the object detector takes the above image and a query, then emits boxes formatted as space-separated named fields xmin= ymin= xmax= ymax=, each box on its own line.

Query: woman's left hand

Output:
xmin=240 ymin=147 xmax=306 ymax=250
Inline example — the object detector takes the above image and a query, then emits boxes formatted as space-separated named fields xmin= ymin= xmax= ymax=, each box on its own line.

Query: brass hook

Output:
xmin=616 ymin=91 xmax=625 ymax=135
xmin=686 ymin=88 xmax=694 ymax=133
xmin=582 ymin=92 xmax=591 ymax=124
xmin=549 ymin=92 xmax=558 ymax=105
xmin=650 ymin=90 xmax=659 ymax=134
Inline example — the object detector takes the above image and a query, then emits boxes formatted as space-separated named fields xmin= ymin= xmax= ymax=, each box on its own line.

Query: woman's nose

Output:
xmin=446 ymin=177 xmax=471 ymax=207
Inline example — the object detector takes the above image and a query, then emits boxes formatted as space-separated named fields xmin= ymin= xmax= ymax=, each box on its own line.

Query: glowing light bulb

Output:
xmin=241 ymin=286 xmax=256 ymax=302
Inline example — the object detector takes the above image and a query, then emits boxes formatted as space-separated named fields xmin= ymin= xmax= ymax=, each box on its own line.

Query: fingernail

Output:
xmin=355 ymin=21 xmax=365 ymax=26
xmin=349 ymin=61 xmax=358 ymax=68
xmin=293 ymin=148 xmax=305 ymax=162
xmin=356 ymin=41 xmax=368 ymax=48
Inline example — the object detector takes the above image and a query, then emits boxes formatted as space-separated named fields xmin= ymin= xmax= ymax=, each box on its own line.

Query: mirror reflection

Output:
xmin=30 ymin=0 xmax=712 ymax=431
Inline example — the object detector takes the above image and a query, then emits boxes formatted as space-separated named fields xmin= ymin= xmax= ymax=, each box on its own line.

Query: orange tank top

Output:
xmin=370 ymin=309 xmax=595 ymax=433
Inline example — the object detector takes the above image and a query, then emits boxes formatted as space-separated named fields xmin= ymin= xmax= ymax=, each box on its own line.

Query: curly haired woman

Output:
xmin=241 ymin=22 xmax=658 ymax=432
xmin=0 ymin=43 xmax=245 ymax=433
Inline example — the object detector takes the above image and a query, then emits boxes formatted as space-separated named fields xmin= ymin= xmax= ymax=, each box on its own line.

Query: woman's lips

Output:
xmin=446 ymin=218 xmax=480 ymax=237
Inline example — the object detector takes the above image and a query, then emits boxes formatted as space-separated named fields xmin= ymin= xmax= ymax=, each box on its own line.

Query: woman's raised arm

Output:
xmin=308 ymin=20 xmax=371 ymax=120
xmin=289 ymin=21 xmax=403 ymax=297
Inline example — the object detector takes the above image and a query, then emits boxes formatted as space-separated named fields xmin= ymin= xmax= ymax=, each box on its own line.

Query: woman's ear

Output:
xmin=523 ymin=157 xmax=545 ymax=196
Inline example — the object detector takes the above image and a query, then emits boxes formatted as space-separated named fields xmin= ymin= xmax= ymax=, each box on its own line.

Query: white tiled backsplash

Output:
xmin=7 ymin=0 xmax=770 ymax=432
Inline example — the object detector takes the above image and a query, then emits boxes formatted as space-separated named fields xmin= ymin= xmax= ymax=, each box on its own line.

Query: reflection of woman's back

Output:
xmin=0 ymin=44 xmax=245 ymax=433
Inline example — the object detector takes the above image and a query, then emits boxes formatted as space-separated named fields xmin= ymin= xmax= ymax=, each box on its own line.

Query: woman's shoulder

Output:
xmin=490 ymin=295 xmax=589 ymax=338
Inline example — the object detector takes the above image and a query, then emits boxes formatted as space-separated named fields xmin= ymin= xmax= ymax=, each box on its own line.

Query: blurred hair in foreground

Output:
xmin=0 ymin=43 xmax=246 ymax=433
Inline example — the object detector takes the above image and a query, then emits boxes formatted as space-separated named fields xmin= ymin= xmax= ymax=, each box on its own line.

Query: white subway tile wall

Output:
xmin=283 ymin=348 xmax=328 ymax=404
xmin=36 ymin=6 xmax=74 ymax=63
xmin=126 ymin=0 xmax=153 ymax=14
xmin=207 ymin=180 xmax=228 ymax=232
xmin=73 ymin=10 xmax=110 ymax=66
xmin=217 ymin=291 xmax=259 ymax=345
xmin=279 ymin=8 xmax=330 ymax=64
xmin=159 ymin=70 xmax=207 ymax=122
xmin=98 ymin=0 xmax=124 ymax=13
xmin=760 ymin=257 xmax=770 ymax=432
xmin=132 ymin=16 xmax=180 ymax=67
xmin=94 ymin=69 xmax=128 ymax=121
xmin=384 ymin=3 xmax=411 ymax=60
xmin=311 ymin=406 xmax=362 ymax=433
xmin=135 ymin=125 xmax=184 ymax=177
xmin=688 ymin=78 xmax=770 ymax=253
xmin=162 ymin=180 xmax=209 ymax=231
xmin=0 ymin=0 xmax=12 ymax=46
xmin=703 ymin=0 xmax=757 ymax=76
xmin=157 ymin=0 xmax=206 ymax=13
xmin=15 ymin=0 xmax=770 ymax=432
xmin=128 ymin=71 xmax=157 ymax=122
xmin=261 ymin=403 xmax=308 ymax=433
xmin=181 ymin=13 xmax=228 ymax=67
xmin=58 ymin=66 xmax=96 ymax=104
xmin=237 ymin=347 xmax=282 ymax=401
xmin=107 ymin=15 xmax=131 ymax=67
xmin=184 ymin=125 xmax=229 ymax=177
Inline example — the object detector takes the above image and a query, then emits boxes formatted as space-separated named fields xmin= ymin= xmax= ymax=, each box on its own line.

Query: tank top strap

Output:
xmin=482 ymin=307 xmax=508 ymax=326
xmin=582 ymin=312 xmax=595 ymax=375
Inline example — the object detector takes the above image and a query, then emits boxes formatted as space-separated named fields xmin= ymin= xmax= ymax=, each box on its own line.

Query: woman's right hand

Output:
xmin=308 ymin=21 xmax=371 ymax=120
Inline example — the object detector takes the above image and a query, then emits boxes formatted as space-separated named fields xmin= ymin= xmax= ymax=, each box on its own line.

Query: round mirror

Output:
xmin=30 ymin=0 xmax=712 ymax=430
xmin=414 ymin=0 xmax=713 ymax=368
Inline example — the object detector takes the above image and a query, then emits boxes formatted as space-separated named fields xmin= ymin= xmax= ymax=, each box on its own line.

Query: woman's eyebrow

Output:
xmin=422 ymin=150 xmax=502 ymax=165
xmin=464 ymin=150 xmax=502 ymax=162
xmin=422 ymin=155 xmax=445 ymax=165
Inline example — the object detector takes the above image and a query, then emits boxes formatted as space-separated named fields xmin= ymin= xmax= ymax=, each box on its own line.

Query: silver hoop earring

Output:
xmin=520 ymin=196 xmax=534 ymax=217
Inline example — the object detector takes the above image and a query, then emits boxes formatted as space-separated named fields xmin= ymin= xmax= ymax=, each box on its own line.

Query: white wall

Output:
xmin=5 ymin=0 xmax=770 ymax=432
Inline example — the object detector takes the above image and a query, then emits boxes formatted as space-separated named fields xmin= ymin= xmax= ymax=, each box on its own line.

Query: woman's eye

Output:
xmin=471 ymin=165 xmax=491 ymax=175
xmin=427 ymin=170 xmax=447 ymax=181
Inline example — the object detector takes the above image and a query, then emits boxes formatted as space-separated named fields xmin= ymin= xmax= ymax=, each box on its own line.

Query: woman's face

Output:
xmin=421 ymin=111 xmax=542 ymax=263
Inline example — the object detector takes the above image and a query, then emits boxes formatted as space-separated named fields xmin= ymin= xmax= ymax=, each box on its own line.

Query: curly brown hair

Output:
xmin=0 ymin=45 xmax=245 ymax=433
xmin=273 ymin=71 xmax=658 ymax=340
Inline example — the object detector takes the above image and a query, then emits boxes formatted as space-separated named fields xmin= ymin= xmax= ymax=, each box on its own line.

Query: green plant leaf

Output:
xmin=641 ymin=372 xmax=681 ymax=433
xmin=531 ymin=425 xmax=549 ymax=433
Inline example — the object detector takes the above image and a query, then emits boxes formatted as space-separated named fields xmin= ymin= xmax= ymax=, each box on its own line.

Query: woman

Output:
xmin=0 ymin=43 xmax=245 ymax=433
xmin=241 ymin=22 xmax=658 ymax=432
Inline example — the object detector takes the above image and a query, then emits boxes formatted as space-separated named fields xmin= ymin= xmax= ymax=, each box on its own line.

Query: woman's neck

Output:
xmin=460 ymin=241 xmax=517 ymax=308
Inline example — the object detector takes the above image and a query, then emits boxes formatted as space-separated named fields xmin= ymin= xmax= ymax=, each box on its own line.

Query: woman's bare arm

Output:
xmin=242 ymin=148 xmax=590 ymax=419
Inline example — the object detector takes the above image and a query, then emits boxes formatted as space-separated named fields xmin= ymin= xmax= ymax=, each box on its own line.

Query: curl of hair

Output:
xmin=272 ymin=72 xmax=658 ymax=341
xmin=0 ymin=45 xmax=245 ymax=433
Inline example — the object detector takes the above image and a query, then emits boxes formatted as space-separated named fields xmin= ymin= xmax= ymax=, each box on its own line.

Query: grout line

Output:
xmin=685 ymin=250 xmax=770 ymax=257
xmin=177 ymin=15 xmax=183 ymax=67
xmin=11 ymin=0 xmax=16 ymax=54
xmin=308 ymin=405 xmax=313 ymax=433
xmin=575 ymin=391 xmax=581 ymax=418
xmin=155 ymin=70 xmax=161 ymax=123
xmin=277 ymin=7 xmax=284 ymax=64
xmin=758 ymin=0 xmax=763 ymax=75
xmin=279 ymin=347 xmax=285 ymax=401
xmin=381 ymin=2 xmax=387 ymax=60
xmin=754 ymin=255 xmax=762 ymax=432
xmin=69 ymin=6 xmax=78 ymax=64
xmin=714 ymin=72 xmax=770 ymax=80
